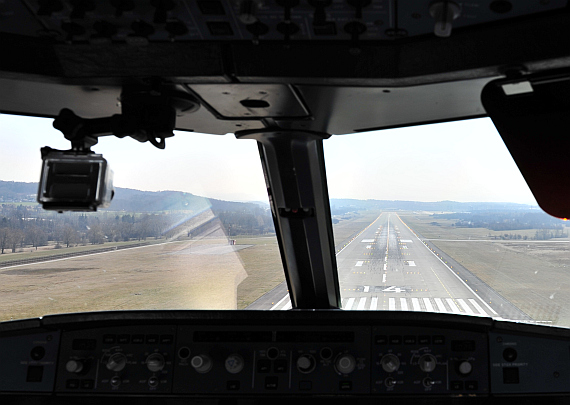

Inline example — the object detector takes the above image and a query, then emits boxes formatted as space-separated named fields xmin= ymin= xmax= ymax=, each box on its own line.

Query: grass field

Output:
xmin=0 ymin=211 xmax=382 ymax=320
xmin=400 ymin=212 xmax=570 ymax=326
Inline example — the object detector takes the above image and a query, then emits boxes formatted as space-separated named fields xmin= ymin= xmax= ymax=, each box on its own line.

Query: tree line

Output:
xmin=0 ymin=204 xmax=274 ymax=254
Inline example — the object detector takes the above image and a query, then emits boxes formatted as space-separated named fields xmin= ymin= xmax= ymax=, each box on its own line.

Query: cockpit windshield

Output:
xmin=1 ymin=114 xmax=568 ymax=326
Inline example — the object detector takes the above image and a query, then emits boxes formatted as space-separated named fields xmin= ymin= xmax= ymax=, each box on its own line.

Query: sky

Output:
xmin=0 ymin=113 xmax=537 ymax=205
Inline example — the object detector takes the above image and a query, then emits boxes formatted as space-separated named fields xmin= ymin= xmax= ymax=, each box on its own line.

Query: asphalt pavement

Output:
xmin=248 ymin=212 xmax=530 ymax=321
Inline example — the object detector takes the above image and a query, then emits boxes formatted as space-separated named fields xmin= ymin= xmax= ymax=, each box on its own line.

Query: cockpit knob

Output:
xmin=297 ymin=354 xmax=317 ymax=373
xmin=457 ymin=360 xmax=472 ymax=375
xmin=429 ymin=1 xmax=461 ymax=38
xmin=106 ymin=353 xmax=127 ymax=372
xmin=65 ymin=359 xmax=84 ymax=373
xmin=225 ymin=354 xmax=245 ymax=374
xmin=380 ymin=354 xmax=400 ymax=373
xmin=238 ymin=0 xmax=262 ymax=25
xmin=191 ymin=354 xmax=213 ymax=373
xmin=335 ymin=353 xmax=356 ymax=374
xmin=418 ymin=354 xmax=437 ymax=373
xmin=146 ymin=353 xmax=166 ymax=372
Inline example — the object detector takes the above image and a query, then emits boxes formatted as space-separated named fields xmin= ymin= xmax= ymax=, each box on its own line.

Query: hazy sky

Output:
xmin=0 ymin=113 xmax=537 ymax=205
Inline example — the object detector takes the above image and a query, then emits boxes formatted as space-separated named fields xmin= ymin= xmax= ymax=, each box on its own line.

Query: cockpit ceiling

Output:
xmin=0 ymin=77 xmax=492 ymax=135
xmin=1 ymin=1 xmax=570 ymax=134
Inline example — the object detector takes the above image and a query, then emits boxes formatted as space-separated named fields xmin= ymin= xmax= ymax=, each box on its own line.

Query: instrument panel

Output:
xmin=1 ymin=311 xmax=569 ymax=399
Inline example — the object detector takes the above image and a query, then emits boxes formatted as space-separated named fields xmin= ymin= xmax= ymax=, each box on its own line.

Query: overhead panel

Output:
xmin=9 ymin=1 xmax=568 ymax=43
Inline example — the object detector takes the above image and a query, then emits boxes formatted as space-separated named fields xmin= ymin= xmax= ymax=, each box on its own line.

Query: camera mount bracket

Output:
xmin=52 ymin=84 xmax=200 ymax=151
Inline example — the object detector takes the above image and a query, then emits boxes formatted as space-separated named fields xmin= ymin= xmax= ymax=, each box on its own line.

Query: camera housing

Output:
xmin=37 ymin=150 xmax=114 ymax=212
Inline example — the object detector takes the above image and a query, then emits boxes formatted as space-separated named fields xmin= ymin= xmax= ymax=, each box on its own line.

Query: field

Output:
xmin=400 ymin=213 xmax=570 ymax=326
xmin=0 ymin=211 xmax=381 ymax=320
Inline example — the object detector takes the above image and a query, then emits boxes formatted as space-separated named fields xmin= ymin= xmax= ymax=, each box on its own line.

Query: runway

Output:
xmin=249 ymin=212 xmax=530 ymax=321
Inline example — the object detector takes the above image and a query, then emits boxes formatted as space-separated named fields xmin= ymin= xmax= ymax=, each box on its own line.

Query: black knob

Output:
xmin=503 ymin=348 xmax=517 ymax=362
xmin=308 ymin=0 xmax=332 ymax=27
xmin=246 ymin=21 xmax=269 ymax=44
xmin=277 ymin=21 xmax=299 ymax=41
xmin=344 ymin=20 xmax=366 ymax=52
xmin=347 ymin=0 xmax=371 ymax=19
xmin=276 ymin=0 xmax=299 ymax=22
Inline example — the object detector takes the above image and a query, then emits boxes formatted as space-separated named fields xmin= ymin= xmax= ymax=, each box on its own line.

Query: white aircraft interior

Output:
xmin=1 ymin=1 xmax=570 ymax=404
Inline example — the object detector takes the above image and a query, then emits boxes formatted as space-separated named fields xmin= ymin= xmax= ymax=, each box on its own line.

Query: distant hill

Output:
xmin=0 ymin=180 xmax=263 ymax=213
xmin=330 ymin=198 xmax=535 ymax=215
xmin=0 ymin=180 xmax=536 ymax=214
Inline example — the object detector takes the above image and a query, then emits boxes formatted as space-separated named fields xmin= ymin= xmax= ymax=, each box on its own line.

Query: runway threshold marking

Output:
xmin=396 ymin=214 xmax=498 ymax=316
xmin=345 ymin=297 xmax=356 ymax=310
xmin=370 ymin=296 xmax=378 ymax=310
xmin=457 ymin=298 xmax=476 ymax=315
xmin=400 ymin=298 xmax=408 ymax=311
xmin=357 ymin=297 xmax=367 ymax=310
xmin=446 ymin=298 xmax=462 ymax=314
xmin=434 ymin=298 xmax=448 ymax=313
xmin=469 ymin=299 xmax=488 ymax=315
xmin=423 ymin=298 xmax=434 ymax=312
xmin=411 ymin=298 xmax=421 ymax=311
xmin=389 ymin=298 xmax=396 ymax=310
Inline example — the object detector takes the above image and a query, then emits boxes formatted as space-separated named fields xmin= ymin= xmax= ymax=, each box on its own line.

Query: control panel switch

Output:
xmin=106 ymin=353 xmax=127 ymax=372
xmin=335 ymin=354 xmax=356 ymax=374
xmin=146 ymin=353 xmax=166 ymax=372
xmin=225 ymin=354 xmax=245 ymax=374
xmin=457 ymin=360 xmax=472 ymax=375
xmin=429 ymin=1 xmax=461 ymax=38
xmin=65 ymin=360 xmax=84 ymax=374
xmin=191 ymin=354 xmax=213 ymax=373
xmin=418 ymin=354 xmax=437 ymax=373
xmin=380 ymin=354 xmax=400 ymax=373
xmin=296 ymin=354 xmax=316 ymax=374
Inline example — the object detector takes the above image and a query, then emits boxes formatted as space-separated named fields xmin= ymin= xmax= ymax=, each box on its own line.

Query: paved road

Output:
xmin=248 ymin=212 xmax=530 ymax=321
